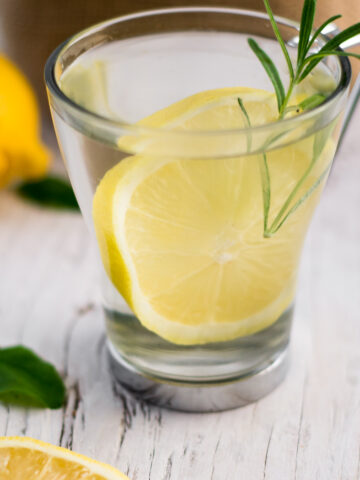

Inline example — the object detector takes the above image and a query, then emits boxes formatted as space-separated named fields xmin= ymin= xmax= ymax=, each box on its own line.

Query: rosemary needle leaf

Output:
xmin=263 ymin=0 xmax=294 ymax=79
xmin=238 ymin=97 xmax=252 ymax=152
xmin=305 ymin=15 xmax=342 ymax=55
xmin=298 ymin=93 xmax=327 ymax=111
xmin=299 ymin=23 xmax=360 ymax=79
xmin=248 ymin=38 xmax=285 ymax=112
xmin=297 ymin=0 xmax=316 ymax=66
xmin=320 ymin=22 xmax=360 ymax=52
xmin=299 ymin=50 xmax=360 ymax=81
xmin=284 ymin=93 xmax=326 ymax=114
xmin=237 ymin=98 xmax=251 ymax=127
xmin=259 ymin=154 xmax=271 ymax=236
xmin=270 ymin=164 xmax=331 ymax=234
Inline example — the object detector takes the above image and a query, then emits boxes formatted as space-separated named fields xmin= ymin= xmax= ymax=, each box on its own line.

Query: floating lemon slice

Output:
xmin=117 ymin=87 xmax=278 ymax=156
xmin=93 ymin=87 xmax=327 ymax=345
xmin=0 ymin=436 xmax=129 ymax=479
xmin=133 ymin=87 xmax=277 ymax=129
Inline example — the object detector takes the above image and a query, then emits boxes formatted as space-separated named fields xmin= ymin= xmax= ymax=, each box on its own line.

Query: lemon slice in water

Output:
xmin=93 ymin=87 xmax=326 ymax=345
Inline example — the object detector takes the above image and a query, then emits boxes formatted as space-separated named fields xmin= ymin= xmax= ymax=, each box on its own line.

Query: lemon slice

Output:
xmin=117 ymin=87 xmax=278 ymax=157
xmin=93 ymin=87 xmax=327 ymax=345
xmin=0 ymin=436 xmax=128 ymax=479
xmin=134 ymin=87 xmax=277 ymax=129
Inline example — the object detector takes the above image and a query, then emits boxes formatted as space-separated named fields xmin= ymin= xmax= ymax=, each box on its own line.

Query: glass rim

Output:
xmin=44 ymin=6 xmax=351 ymax=138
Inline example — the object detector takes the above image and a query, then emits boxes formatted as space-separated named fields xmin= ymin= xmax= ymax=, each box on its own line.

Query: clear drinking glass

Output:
xmin=45 ymin=7 xmax=350 ymax=411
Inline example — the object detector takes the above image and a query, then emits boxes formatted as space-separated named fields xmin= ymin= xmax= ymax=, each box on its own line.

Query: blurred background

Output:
xmin=0 ymin=0 xmax=359 ymax=185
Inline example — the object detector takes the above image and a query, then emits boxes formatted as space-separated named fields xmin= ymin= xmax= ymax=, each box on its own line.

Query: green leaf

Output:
xmin=247 ymin=1 xmax=360 ymax=237
xmin=283 ymin=93 xmax=326 ymax=115
xmin=268 ymin=122 xmax=334 ymax=234
xmin=17 ymin=176 xmax=79 ymax=211
xmin=299 ymin=93 xmax=326 ymax=110
xmin=297 ymin=0 xmax=316 ymax=66
xmin=305 ymin=15 xmax=342 ymax=55
xmin=268 ymin=153 xmax=318 ymax=234
xmin=237 ymin=98 xmax=251 ymax=127
xmin=263 ymin=0 xmax=294 ymax=79
xmin=0 ymin=346 xmax=66 ymax=409
xmin=299 ymin=50 xmax=360 ymax=82
xmin=270 ymin=163 xmax=331 ymax=234
xmin=248 ymin=38 xmax=285 ymax=112
xmin=259 ymin=154 xmax=271 ymax=236
xmin=298 ymin=22 xmax=360 ymax=80
xmin=237 ymin=97 xmax=252 ymax=152
xmin=320 ymin=22 xmax=360 ymax=52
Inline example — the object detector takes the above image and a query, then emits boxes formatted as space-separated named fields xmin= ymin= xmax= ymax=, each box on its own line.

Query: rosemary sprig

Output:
xmin=268 ymin=162 xmax=331 ymax=234
xmin=263 ymin=0 xmax=294 ymax=80
xmin=238 ymin=97 xmax=271 ymax=234
xmin=249 ymin=0 xmax=360 ymax=116
xmin=247 ymin=39 xmax=285 ymax=112
xmin=266 ymin=123 xmax=334 ymax=235
xmin=304 ymin=15 xmax=342 ymax=57
xmin=259 ymin=154 xmax=272 ymax=236
xmin=237 ymin=97 xmax=252 ymax=151
xmin=243 ymin=0 xmax=360 ymax=237
xmin=283 ymin=93 xmax=326 ymax=114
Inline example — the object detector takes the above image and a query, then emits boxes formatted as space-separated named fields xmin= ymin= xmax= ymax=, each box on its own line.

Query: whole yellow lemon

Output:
xmin=0 ymin=55 xmax=50 ymax=186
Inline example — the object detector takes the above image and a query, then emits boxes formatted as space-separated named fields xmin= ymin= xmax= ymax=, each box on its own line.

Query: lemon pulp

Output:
xmin=93 ymin=87 xmax=334 ymax=345
xmin=0 ymin=437 xmax=128 ymax=479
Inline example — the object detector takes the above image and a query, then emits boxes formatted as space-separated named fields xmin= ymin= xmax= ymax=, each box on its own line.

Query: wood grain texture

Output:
xmin=0 ymin=107 xmax=359 ymax=479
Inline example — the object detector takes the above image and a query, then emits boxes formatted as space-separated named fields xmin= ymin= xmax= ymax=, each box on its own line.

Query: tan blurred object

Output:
xmin=1 ymin=0 xmax=359 ymax=119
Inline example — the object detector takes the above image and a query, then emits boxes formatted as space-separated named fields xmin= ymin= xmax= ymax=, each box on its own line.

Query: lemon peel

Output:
xmin=0 ymin=55 xmax=50 ymax=186
xmin=0 ymin=436 xmax=129 ymax=479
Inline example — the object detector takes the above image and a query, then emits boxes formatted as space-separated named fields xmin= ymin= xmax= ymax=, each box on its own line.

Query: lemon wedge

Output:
xmin=0 ymin=436 xmax=129 ymax=479
xmin=93 ymin=87 xmax=331 ymax=345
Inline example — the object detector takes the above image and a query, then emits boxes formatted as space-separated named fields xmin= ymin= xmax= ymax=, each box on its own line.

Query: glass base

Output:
xmin=105 ymin=301 xmax=293 ymax=382
xmin=107 ymin=342 xmax=289 ymax=412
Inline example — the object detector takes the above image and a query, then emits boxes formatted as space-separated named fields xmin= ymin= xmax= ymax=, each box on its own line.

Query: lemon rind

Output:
xmin=0 ymin=436 xmax=128 ymax=479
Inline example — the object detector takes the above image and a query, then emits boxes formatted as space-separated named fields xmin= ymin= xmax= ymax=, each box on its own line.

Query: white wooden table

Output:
xmin=1 ymin=105 xmax=360 ymax=480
